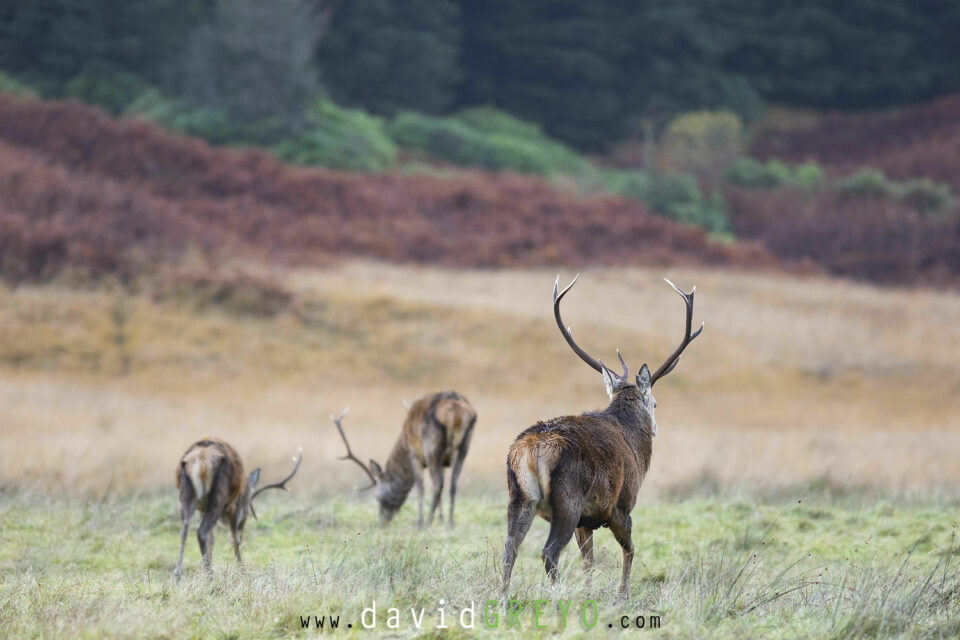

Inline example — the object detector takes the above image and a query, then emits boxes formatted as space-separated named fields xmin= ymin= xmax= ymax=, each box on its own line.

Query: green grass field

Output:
xmin=2 ymin=486 xmax=958 ymax=638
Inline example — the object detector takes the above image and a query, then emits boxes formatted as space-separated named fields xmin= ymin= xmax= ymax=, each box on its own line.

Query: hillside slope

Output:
xmin=753 ymin=94 xmax=960 ymax=189
xmin=0 ymin=95 xmax=773 ymax=284
xmin=723 ymin=94 xmax=960 ymax=288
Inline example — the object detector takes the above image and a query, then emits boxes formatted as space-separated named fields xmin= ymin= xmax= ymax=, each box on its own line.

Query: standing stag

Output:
xmin=174 ymin=438 xmax=302 ymax=575
xmin=502 ymin=275 xmax=702 ymax=598
xmin=332 ymin=391 xmax=477 ymax=526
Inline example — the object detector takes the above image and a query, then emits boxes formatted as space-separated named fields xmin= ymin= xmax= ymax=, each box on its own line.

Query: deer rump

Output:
xmin=507 ymin=415 xmax=646 ymax=528
xmin=405 ymin=391 xmax=475 ymax=467
xmin=175 ymin=439 xmax=245 ymax=512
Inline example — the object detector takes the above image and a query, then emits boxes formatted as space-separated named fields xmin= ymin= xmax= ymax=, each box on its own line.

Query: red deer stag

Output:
xmin=502 ymin=275 xmax=702 ymax=598
xmin=174 ymin=439 xmax=302 ymax=575
xmin=332 ymin=391 xmax=477 ymax=526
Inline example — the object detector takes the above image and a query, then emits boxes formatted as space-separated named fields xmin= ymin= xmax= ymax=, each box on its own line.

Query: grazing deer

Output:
xmin=502 ymin=275 xmax=702 ymax=598
xmin=174 ymin=438 xmax=302 ymax=575
xmin=332 ymin=390 xmax=477 ymax=526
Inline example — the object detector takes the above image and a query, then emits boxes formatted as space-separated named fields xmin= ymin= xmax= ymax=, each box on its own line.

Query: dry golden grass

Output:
xmin=1 ymin=262 xmax=958 ymax=496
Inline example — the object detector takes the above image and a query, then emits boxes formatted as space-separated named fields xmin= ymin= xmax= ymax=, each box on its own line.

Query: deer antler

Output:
xmin=649 ymin=278 xmax=704 ymax=385
xmin=330 ymin=407 xmax=377 ymax=490
xmin=554 ymin=275 xmax=628 ymax=380
xmin=249 ymin=447 xmax=303 ymax=519
xmin=252 ymin=448 xmax=303 ymax=501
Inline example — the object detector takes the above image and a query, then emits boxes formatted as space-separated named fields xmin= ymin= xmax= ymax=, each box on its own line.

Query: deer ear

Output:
xmin=369 ymin=460 xmax=383 ymax=481
xmin=602 ymin=366 xmax=617 ymax=397
xmin=636 ymin=364 xmax=652 ymax=392
xmin=248 ymin=467 xmax=261 ymax=488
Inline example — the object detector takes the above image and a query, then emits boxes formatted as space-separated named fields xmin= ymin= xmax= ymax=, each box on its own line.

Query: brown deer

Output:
xmin=502 ymin=275 xmax=702 ymax=598
xmin=332 ymin=390 xmax=477 ymax=526
xmin=174 ymin=438 xmax=302 ymax=575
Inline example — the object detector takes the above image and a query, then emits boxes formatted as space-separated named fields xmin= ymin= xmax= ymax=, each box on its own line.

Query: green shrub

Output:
xmin=274 ymin=99 xmax=396 ymax=171
xmin=669 ymin=189 xmax=730 ymax=233
xmin=125 ymin=89 xmax=247 ymax=146
xmin=643 ymin=172 xmax=701 ymax=214
xmin=659 ymin=110 xmax=744 ymax=181
xmin=833 ymin=168 xmax=894 ymax=199
xmin=793 ymin=162 xmax=825 ymax=189
xmin=725 ymin=157 xmax=824 ymax=190
xmin=389 ymin=111 xmax=540 ymax=173
xmin=594 ymin=169 xmax=652 ymax=201
xmin=828 ymin=168 xmax=953 ymax=214
xmin=387 ymin=109 xmax=591 ymax=176
xmin=455 ymin=106 xmax=591 ymax=175
xmin=64 ymin=64 xmax=149 ymax=114
xmin=0 ymin=71 xmax=37 ymax=98
xmin=725 ymin=157 xmax=791 ymax=188
xmin=895 ymin=178 xmax=954 ymax=214
xmin=599 ymin=169 xmax=730 ymax=233
xmin=455 ymin=106 xmax=546 ymax=141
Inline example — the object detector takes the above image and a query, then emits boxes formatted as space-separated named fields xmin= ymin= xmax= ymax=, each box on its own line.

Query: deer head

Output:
xmin=553 ymin=274 xmax=703 ymax=435
xmin=330 ymin=408 xmax=402 ymax=523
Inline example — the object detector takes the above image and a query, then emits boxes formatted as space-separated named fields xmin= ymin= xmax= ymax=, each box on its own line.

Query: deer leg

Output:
xmin=502 ymin=491 xmax=537 ymax=597
xmin=229 ymin=518 xmax=243 ymax=565
xmin=575 ymin=527 xmax=594 ymax=572
xmin=449 ymin=425 xmax=474 ymax=528
xmin=427 ymin=461 xmax=444 ymax=526
xmin=608 ymin=510 xmax=635 ymax=599
xmin=175 ymin=475 xmax=198 ymax=578
xmin=448 ymin=448 xmax=463 ymax=528
xmin=541 ymin=475 xmax=583 ymax=582
xmin=410 ymin=454 xmax=425 ymax=527
xmin=196 ymin=507 xmax=219 ymax=575
xmin=542 ymin=516 xmax=579 ymax=583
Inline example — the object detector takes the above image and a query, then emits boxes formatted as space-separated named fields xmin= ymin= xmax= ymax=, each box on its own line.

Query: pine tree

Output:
xmin=457 ymin=0 xmax=629 ymax=149
xmin=316 ymin=0 xmax=461 ymax=115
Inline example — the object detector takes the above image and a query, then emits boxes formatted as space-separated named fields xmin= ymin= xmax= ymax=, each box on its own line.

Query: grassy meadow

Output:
xmin=1 ymin=262 xmax=959 ymax=637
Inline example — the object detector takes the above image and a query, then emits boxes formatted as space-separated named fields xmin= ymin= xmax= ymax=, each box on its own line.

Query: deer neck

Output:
xmin=605 ymin=387 xmax=654 ymax=461
xmin=380 ymin=436 xmax=416 ymax=507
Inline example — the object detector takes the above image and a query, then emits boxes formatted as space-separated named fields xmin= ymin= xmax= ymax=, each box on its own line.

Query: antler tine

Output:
xmin=330 ymin=407 xmax=377 ymax=490
xmin=554 ymin=274 xmax=611 ymax=375
xmin=616 ymin=349 xmax=628 ymax=378
xmin=251 ymin=447 xmax=303 ymax=502
xmin=650 ymin=278 xmax=704 ymax=385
